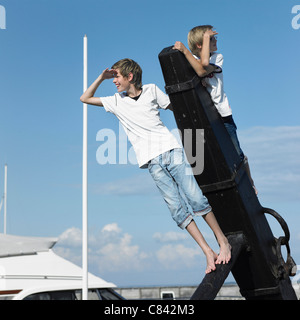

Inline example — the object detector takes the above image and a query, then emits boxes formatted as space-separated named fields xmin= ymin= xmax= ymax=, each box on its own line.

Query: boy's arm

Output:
xmin=199 ymin=30 xmax=217 ymax=70
xmin=173 ymin=42 xmax=207 ymax=77
xmin=173 ymin=40 xmax=216 ymax=77
xmin=80 ymin=68 xmax=116 ymax=106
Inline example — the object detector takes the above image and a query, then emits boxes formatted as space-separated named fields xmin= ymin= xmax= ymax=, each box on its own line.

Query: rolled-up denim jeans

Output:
xmin=148 ymin=148 xmax=212 ymax=229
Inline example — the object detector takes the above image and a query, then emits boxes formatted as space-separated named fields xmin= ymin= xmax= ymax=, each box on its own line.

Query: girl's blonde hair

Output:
xmin=188 ymin=25 xmax=213 ymax=56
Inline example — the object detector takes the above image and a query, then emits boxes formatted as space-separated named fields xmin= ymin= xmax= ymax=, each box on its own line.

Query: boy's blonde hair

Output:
xmin=112 ymin=58 xmax=143 ymax=90
xmin=188 ymin=25 xmax=213 ymax=56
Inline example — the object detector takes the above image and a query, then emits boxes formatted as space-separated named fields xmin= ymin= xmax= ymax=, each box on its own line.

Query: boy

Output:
xmin=80 ymin=58 xmax=231 ymax=274
xmin=174 ymin=25 xmax=257 ymax=193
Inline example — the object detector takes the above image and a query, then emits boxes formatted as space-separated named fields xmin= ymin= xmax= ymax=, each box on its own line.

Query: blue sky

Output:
xmin=0 ymin=0 xmax=300 ymax=287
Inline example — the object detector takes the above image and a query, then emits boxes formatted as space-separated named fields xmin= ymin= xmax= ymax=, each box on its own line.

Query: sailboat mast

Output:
xmin=4 ymin=164 xmax=7 ymax=234
xmin=82 ymin=34 xmax=88 ymax=300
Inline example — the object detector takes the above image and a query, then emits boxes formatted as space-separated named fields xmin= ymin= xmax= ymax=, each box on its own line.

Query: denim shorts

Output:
xmin=148 ymin=148 xmax=212 ymax=229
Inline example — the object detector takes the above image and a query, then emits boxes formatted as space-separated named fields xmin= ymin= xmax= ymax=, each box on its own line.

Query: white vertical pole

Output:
xmin=3 ymin=164 xmax=7 ymax=234
xmin=82 ymin=34 xmax=88 ymax=300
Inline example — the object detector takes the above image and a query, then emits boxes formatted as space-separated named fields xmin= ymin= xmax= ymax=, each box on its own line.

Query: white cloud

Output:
xmin=92 ymin=173 xmax=157 ymax=196
xmin=54 ymin=224 xmax=208 ymax=277
xmin=96 ymin=233 xmax=149 ymax=272
xmin=153 ymin=231 xmax=188 ymax=243
xmin=57 ymin=227 xmax=82 ymax=247
xmin=54 ymin=246 xmax=82 ymax=266
xmin=55 ymin=224 xmax=149 ymax=273
xmin=101 ymin=223 xmax=121 ymax=233
xmin=156 ymin=244 xmax=201 ymax=269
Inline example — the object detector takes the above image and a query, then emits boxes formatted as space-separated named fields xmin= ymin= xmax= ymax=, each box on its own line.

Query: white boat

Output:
xmin=0 ymin=233 xmax=124 ymax=300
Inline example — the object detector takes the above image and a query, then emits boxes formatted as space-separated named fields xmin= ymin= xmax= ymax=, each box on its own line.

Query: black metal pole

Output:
xmin=158 ymin=46 xmax=298 ymax=300
xmin=191 ymin=233 xmax=247 ymax=300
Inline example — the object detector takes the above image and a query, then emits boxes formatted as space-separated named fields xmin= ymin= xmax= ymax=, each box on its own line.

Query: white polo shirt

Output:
xmin=101 ymin=84 xmax=181 ymax=168
xmin=195 ymin=52 xmax=232 ymax=117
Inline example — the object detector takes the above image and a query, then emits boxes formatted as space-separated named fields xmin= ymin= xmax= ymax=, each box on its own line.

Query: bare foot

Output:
xmin=216 ymin=242 xmax=231 ymax=265
xmin=205 ymin=249 xmax=218 ymax=274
